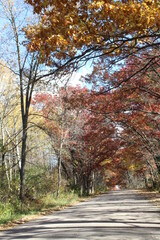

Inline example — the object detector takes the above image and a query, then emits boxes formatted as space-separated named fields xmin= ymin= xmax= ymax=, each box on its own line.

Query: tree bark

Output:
xmin=19 ymin=120 xmax=27 ymax=201
xmin=1 ymin=153 xmax=5 ymax=191
xmin=57 ymin=156 xmax=61 ymax=197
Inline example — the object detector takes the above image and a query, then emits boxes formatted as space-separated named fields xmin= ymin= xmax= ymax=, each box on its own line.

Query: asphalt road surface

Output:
xmin=0 ymin=190 xmax=160 ymax=240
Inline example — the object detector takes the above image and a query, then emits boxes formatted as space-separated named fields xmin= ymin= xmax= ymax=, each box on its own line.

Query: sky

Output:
xmin=68 ymin=62 xmax=93 ymax=87
xmin=0 ymin=0 xmax=93 ymax=91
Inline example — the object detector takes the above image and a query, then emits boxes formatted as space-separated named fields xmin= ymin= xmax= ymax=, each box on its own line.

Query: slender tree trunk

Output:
xmin=81 ymin=175 xmax=88 ymax=196
xmin=148 ymin=167 xmax=156 ymax=189
xmin=1 ymin=1 xmax=39 ymax=203
xmin=74 ymin=174 xmax=77 ymax=185
xmin=8 ymin=152 xmax=12 ymax=186
xmin=144 ymin=175 xmax=149 ymax=189
xmin=154 ymin=156 xmax=160 ymax=175
xmin=80 ymin=182 xmax=83 ymax=196
xmin=57 ymin=121 xmax=65 ymax=197
xmin=57 ymin=156 xmax=61 ymax=197
xmin=56 ymin=139 xmax=63 ymax=197
xmin=1 ymin=121 xmax=5 ymax=192
xmin=4 ymin=156 xmax=11 ymax=190
xmin=126 ymin=171 xmax=132 ymax=188
xmin=19 ymin=122 xmax=27 ymax=201
xmin=14 ymin=118 xmax=21 ymax=171
xmin=90 ymin=171 xmax=95 ymax=194
xmin=1 ymin=153 xmax=5 ymax=191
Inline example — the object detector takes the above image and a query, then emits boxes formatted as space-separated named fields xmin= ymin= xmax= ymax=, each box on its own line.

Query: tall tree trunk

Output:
xmin=80 ymin=185 xmax=83 ymax=196
xmin=126 ymin=171 xmax=132 ymax=188
xmin=57 ymin=156 xmax=61 ymax=197
xmin=19 ymin=122 xmax=27 ymax=201
xmin=2 ymin=0 xmax=39 ymax=203
xmin=1 ymin=153 xmax=5 ymax=191
xmin=14 ymin=118 xmax=21 ymax=171
xmin=1 ymin=121 xmax=5 ymax=192
xmin=90 ymin=171 xmax=95 ymax=194
xmin=8 ymin=152 xmax=12 ymax=187
xmin=144 ymin=175 xmax=149 ymax=189
xmin=154 ymin=156 xmax=160 ymax=175
xmin=57 ymin=121 xmax=65 ymax=197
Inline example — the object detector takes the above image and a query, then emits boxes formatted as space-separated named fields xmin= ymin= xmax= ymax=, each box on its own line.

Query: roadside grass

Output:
xmin=0 ymin=191 xmax=83 ymax=228
xmin=0 ymin=202 xmax=21 ymax=224
xmin=42 ymin=192 xmax=80 ymax=209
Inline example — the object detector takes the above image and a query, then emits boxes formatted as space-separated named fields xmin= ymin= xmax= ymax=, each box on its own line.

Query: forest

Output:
xmin=0 ymin=0 xmax=160 ymax=224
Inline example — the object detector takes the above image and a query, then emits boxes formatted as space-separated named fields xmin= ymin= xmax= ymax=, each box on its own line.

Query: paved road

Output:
xmin=0 ymin=190 xmax=160 ymax=240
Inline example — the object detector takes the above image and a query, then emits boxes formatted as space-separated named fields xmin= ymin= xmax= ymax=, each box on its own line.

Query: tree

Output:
xmin=85 ymin=51 xmax=160 ymax=188
xmin=32 ymin=88 xmax=73 ymax=196
xmin=62 ymin=87 xmax=120 ymax=194
xmin=0 ymin=0 xmax=48 ymax=201
xmin=32 ymin=86 xmax=121 ymax=195
xmin=0 ymin=63 xmax=22 ymax=196
xmin=25 ymin=0 xmax=160 ymax=79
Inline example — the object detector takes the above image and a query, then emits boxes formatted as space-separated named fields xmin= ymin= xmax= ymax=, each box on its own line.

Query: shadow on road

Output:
xmin=0 ymin=190 xmax=160 ymax=240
